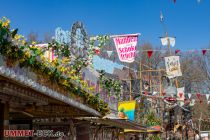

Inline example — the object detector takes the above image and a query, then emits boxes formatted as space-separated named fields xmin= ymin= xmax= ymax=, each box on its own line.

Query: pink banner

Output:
xmin=113 ymin=34 xmax=138 ymax=63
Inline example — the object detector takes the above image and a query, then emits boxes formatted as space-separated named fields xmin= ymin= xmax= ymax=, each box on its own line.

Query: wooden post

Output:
xmin=149 ymin=58 xmax=152 ymax=93
xmin=199 ymin=112 xmax=202 ymax=139
xmin=129 ymin=63 xmax=132 ymax=101
xmin=166 ymin=32 xmax=172 ymax=56
xmin=0 ymin=102 xmax=9 ymax=140
xmin=140 ymin=60 xmax=142 ymax=96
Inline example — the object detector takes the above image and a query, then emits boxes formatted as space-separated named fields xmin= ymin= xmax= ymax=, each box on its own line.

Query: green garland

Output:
xmin=0 ymin=17 xmax=109 ymax=115
xmin=99 ymin=70 xmax=122 ymax=99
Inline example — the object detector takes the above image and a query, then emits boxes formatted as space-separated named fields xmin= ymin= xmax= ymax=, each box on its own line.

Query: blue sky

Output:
xmin=1 ymin=0 xmax=210 ymax=50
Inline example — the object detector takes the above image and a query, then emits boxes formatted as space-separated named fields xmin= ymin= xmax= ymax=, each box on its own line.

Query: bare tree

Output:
xmin=27 ymin=31 xmax=38 ymax=43
xmin=178 ymin=52 xmax=210 ymax=93
xmin=43 ymin=32 xmax=52 ymax=43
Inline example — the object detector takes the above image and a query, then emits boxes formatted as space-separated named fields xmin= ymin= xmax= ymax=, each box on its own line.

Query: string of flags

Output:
xmin=138 ymin=49 xmax=210 ymax=58
xmin=141 ymin=91 xmax=210 ymax=105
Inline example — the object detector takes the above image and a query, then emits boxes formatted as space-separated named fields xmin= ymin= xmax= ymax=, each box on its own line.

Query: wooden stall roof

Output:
xmin=0 ymin=65 xmax=101 ymax=117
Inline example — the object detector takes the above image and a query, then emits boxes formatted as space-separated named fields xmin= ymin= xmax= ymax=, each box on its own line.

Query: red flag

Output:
xmin=147 ymin=50 xmax=153 ymax=58
xmin=196 ymin=93 xmax=201 ymax=99
xmin=175 ymin=50 xmax=180 ymax=54
xmin=179 ymin=92 xmax=183 ymax=98
xmin=202 ymin=49 xmax=207 ymax=55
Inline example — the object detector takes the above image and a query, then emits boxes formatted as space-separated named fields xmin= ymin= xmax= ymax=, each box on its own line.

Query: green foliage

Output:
xmin=146 ymin=112 xmax=161 ymax=126
xmin=99 ymin=70 xmax=122 ymax=99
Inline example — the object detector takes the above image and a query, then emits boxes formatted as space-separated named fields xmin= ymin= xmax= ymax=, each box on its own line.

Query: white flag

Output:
xmin=160 ymin=37 xmax=176 ymax=47
xmin=206 ymin=94 xmax=210 ymax=100
xmin=188 ymin=93 xmax=192 ymax=99
xmin=160 ymin=37 xmax=168 ymax=46
xmin=113 ymin=34 xmax=139 ymax=63
xmin=107 ymin=51 xmax=113 ymax=57
xmin=169 ymin=37 xmax=176 ymax=47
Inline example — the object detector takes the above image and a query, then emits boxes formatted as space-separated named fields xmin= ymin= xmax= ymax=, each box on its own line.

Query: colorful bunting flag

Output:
xmin=202 ymin=49 xmax=207 ymax=55
xmin=147 ymin=50 xmax=153 ymax=58
xmin=196 ymin=93 xmax=201 ymax=99
xmin=107 ymin=51 xmax=113 ymax=57
xmin=206 ymin=94 xmax=210 ymax=100
xmin=175 ymin=49 xmax=181 ymax=54
xmin=188 ymin=93 xmax=192 ymax=99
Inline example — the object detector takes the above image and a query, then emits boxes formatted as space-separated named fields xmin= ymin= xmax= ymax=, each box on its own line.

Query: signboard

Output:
xmin=165 ymin=56 xmax=182 ymax=78
xmin=113 ymin=34 xmax=139 ymax=63
xmin=118 ymin=100 xmax=136 ymax=121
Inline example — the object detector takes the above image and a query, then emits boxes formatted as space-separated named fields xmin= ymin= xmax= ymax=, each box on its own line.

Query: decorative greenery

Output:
xmin=0 ymin=17 xmax=109 ymax=115
xmin=99 ymin=70 xmax=122 ymax=99
xmin=148 ymin=135 xmax=162 ymax=140
xmin=88 ymin=35 xmax=110 ymax=65
xmin=146 ymin=112 xmax=161 ymax=126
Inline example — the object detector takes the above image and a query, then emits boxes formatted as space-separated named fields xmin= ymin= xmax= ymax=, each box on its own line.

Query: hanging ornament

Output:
xmin=94 ymin=47 xmax=100 ymax=55
xmin=147 ymin=50 xmax=153 ymax=58
xmin=107 ymin=51 xmax=113 ymax=57
xmin=202 ymin=49 xmax=207 ymax=55
xmin=175 ymin=49 xmax=181 ymax=54
xmin=188 ymin=93 xmax=192 ymax=99
xmin=206 ymin=94 xmax=210 ymax=100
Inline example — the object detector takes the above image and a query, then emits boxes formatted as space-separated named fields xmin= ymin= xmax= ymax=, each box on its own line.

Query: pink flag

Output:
xmin=113 ymin=34 xmax=139 ymax=63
